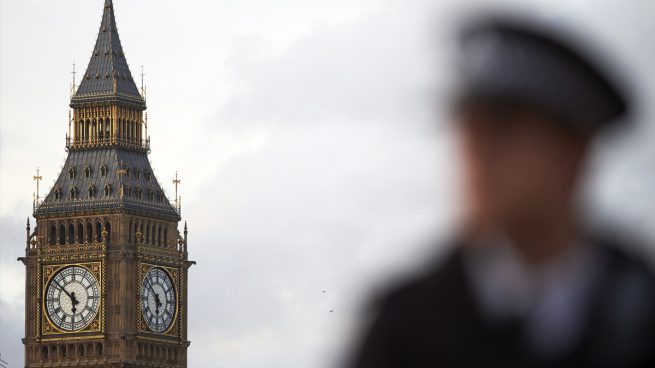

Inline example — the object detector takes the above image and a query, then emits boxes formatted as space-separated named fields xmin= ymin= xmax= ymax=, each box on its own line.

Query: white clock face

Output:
xmin=45 ymin=265 xmax=100 ymax=332
xmin=141 ymin=267 xmax=176 ymax=333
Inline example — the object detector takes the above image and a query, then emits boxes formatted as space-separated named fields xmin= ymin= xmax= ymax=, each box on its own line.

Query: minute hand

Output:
xmin=53 ymin=281 xmax=74 ymax=299
xmin=144 ymin=278 xmax=154 ymax=294
xmin=144 ymin=279 xmax=161 ymax=310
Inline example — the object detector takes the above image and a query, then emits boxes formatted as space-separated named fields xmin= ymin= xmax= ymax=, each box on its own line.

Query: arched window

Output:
xmin=49 ymin=225 xmax=57 ymax=245
xmin=103 ymin=184 xmax=111 ymax=196
xmin=163 ymin=227 xmax=168 ymax=247
xmin=126 ymin=167 xmax=130 ymax=178
xmin=97 ymin=343 xmax=103 ymax=356
xmin=79 ymin=344 xmax=85 ymax=357
xmin=147 ymin=190 xmax=154 ymax=201
xmin=77 ymin=223 xmax=83 ymax=243
xmin=84 ymin=119 xmax=90 ymax=141
xmin=136 ymin=187 xmax=142 ymax=200
xmin=70 ymin=187 xmax=78 ymax=200
xmin=88 ymin=185 xmax=95 ymax=198
xmin=100 ymin=164 xmax=107 ymax=177
xmin=68 ymin=167 xmax=76 ymax=179
xmin=127 ymin=186 xmax=132 ymax=197
xmin=145 ymin=170 xmax=151 ymax=181
xmin=42 ymin=346 xmax=48 ymax=360
xmin=59 ymin=224 xmax=65 ymax=245
xmin=54 ymin=188 xmax=61 ymax=201
xmin=135 ymin=169 xmax=141 ymax=180
xmin=98 ymin=118 xmax=104 ymax=141
xmin=68 ymin=224 xmax=74 ymax=244
xmin=84 ymin=166 xmax=91 ymax=178
xmin=86 ymin=222 xmax=93 ymax=243
xmin=104 ymin=221 xmax=111 ymax=243
xmin=105 ymin=119 xmax=111 ymax=140
xmin=91 ymin=120 xmax=97 ymax=141
xmin=95 ymin=222 xmax=102 ymax=242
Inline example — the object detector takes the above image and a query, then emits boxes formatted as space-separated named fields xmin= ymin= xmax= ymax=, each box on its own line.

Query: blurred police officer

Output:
xmin=348 ymin=14 xmax=655 ymax=368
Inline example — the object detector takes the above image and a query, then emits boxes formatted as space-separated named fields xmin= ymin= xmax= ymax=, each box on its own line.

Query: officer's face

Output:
xmin=455 ymin=105 xmax=586 ymax=230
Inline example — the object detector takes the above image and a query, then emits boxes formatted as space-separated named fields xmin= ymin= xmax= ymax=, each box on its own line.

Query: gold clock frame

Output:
xmin=137 ymin=262 xmax=180 ymax=337
xmin=41 ymin=262 xmax=104 ymax=337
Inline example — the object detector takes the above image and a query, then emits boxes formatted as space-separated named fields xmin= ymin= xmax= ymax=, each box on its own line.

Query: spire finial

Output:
xmin=173 ymin=171 xmax=181 ymax=212
xmin=33 ymin=167 xmax=42 ymax=201
xmin=140 ymin=65 xmax=145 ymax=92
xmin=140 ymin=65 xmax=147 ymax=101
xmin=70 ymin=61 xmax=76 ymax=96
xmin=116 ymin=160 xmax=127 ymax=199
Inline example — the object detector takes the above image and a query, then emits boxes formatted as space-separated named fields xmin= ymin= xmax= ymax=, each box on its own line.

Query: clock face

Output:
xmin=45 ymin=265 xmax=100 ymax=332
xmin=141 ymin=267 xmax=176 ymax=333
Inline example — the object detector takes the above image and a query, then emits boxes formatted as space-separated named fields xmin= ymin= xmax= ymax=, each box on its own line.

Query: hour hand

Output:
xmin=53 ymin=283 xmax=77 ymax=314
xmin=70 ymin=292 xmax=80 ymax=314
xmin=154 ymin=293 xmax=162 ymax=315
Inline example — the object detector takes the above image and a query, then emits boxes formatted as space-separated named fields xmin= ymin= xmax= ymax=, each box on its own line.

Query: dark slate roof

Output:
xmin=70 ymin=0 xmax=145 ymax=109
xmin=35 ymin=148 xmax=179 ymax=221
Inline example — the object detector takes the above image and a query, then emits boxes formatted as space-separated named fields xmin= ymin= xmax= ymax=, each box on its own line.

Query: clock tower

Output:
xmin=21 ymin=1 xmax=193 ymax=367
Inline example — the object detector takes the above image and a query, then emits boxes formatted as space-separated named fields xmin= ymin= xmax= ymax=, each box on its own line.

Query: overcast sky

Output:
xmin=1 ymin=0 xmax=654 ymax=367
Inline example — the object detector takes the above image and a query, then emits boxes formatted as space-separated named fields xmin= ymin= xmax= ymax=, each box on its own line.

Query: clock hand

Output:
xmin=145 ymin=278 xmax=163 ymax=314
xmin=70 ymin=292 xmax=80 ymax=314
xmin=53 ymin=282 xmax=78 ymax=314
xmin=154 ymin=293 xmax=162 ymax=315
xmin=53 ymin=281 xmax=74 ymax=300
xmin=145 ymin=279 xmax=158 ymax=299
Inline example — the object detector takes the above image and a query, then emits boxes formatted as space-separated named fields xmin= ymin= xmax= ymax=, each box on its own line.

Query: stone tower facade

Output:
xmin=21 ymin=1 xmax=192 ymax=366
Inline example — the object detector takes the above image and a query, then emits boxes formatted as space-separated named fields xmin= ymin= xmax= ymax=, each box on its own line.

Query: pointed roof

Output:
xmin=71 ymin=0 xmax=145 ymax=109
xmin=35 ymin=147 xmax=180 ymax=221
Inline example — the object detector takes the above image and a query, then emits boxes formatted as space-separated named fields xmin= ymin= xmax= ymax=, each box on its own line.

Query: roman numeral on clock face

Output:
xmin=45 ymin=265 xmax=100 ymax=332
xmin=141 ymin=267 xmax=177 ymax=333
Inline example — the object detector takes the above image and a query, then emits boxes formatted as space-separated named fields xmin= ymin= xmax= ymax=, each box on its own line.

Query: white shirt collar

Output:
xmin=462 ymin=234 xmax=606 ymax=357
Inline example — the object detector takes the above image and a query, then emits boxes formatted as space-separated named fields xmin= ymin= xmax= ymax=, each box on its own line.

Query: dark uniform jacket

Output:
xmin=348 ymin=236 xmax=655 ymax=368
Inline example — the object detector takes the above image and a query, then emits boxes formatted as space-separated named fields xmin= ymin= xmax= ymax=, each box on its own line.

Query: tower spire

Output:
xmin=70 ymin=0 xmax=144 ymax=110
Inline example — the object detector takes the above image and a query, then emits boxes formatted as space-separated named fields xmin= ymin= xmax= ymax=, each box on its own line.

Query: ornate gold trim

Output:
xmin=39 ymin=243 xmax=106 ymax=263
xmin=135 ymin=335 xmax=187 ymax=344
xmin=137 ymin=244 xmax=184 ymax=265
xmin=39 ymin=334 xmax=105 ymax=343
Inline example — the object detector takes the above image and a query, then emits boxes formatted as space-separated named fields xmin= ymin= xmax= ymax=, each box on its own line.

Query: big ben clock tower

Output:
xmin=20 ymin=1 xmax=193 ymax=366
